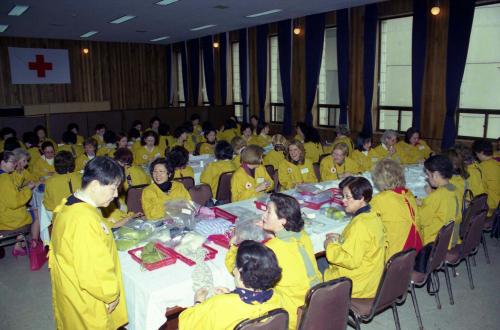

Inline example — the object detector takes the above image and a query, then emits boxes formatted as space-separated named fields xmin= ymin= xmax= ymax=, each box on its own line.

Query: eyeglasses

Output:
xmin=342 ymin=194 xmax=354 ymax=201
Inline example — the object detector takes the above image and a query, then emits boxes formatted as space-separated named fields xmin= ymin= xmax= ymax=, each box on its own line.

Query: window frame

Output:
xmin=231 ymin=41 xmax=244 ymax=121
xmin=268 ymin=34 xmax=284 ymax=124
xmin=176 ymin=51 xmax=186 ymax=107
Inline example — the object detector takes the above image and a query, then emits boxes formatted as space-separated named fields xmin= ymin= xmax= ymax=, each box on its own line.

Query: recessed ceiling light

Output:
xmin=246 ymin=9 xmax=282 ymax=18
xmin=110 ymin=15 xmax=136 ymax=24
xmin=190 ymin=24 xmax=216 ymax=31
xmin=0 ymin=25 xmax=9 ymax=33
xmin=80 ymin=31 xmax=98 ymax=38
xmin=214 ymin=5 xmax=229 ymax=9
xmin=156 ymin=0 xmax=178 ymax=5
xmin=150 ymin=36 xmax=170 ymax=42
xmin=8 ymin=5 xmax=29 ymax=16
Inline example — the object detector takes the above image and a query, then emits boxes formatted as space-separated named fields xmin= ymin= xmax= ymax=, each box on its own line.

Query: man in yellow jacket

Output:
xmin=48 ymin=157 xmax=128 ymax=329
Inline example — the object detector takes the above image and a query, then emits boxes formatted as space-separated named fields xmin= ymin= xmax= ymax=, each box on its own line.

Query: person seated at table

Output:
xmin=217 ymin=119 xmax=239 ymax=143
xmin=191 ymin=114 xmax=203 ymax=142
xmin=249 ymin=115 xmax=259 ymax=134
xmin=200 ymin=141 xmax=236 ymax=196
xmin=128 ymin=127 xmax=142 ymax=152
xmin=351 ymin=133 xmax=377 ymax=172
xmin=371 ymin=159 xmax=422 ymax=261
xmin=131 ymin=120 xmax=143 ymax=135
xmin=231 ymin=136 xmax=247 ymax=168
xmin=0 ymin=127 xmax=17 ymax=152
xmin=226 ymin=192 xmax=321 ymax=330
xmin=2 ymin=136 xmax=21 ymax=151
xmin=182 ymin=121 xmax=197 ymax=152
xmin=263 ymin=134 xmax=287 ymax=171
xmin=325 ymin=125 xmax=354 ymax=155
xmin=417 ymin=155 xmax=460 ymax=248
xmin=32 ymin=141 xmax=56 ymax=181
xmin=454 ymin=144 xmax=485 ymax=198
xmin=34 ymin=125 xmax=57 ymax=151
xmin=91 ymin=123 xmax=106 ymax=148
xmin=11 ymin=148 xmax=37 ymax=189
xmin=229 ymin=115 xmax=242 ymax=133
xmin=142 ymin=158 xmax=191 ymax=220
xmin=148 ymin=116 xmax=161 ymax=134
xmin=293 ymin=122 xmax=307 ymax=143
xmin=168 ymin=146 xmax=194 ymax=179
xmin=324 ymin=177 xmax=385 ymax=298
xmin=22 ymin=131 xmax=40 ymax=168
xmin=0 ymin=151 xmax=36 ymax=256
xmin=58 ymin=131 xmax=84 ymax=158
xmin=133 ymin=130 xmax=162 ymax=167
xmin=472 ymin=140 xmax=499 ymax=217
xmin=444 ymin=149 xmax=468 ymax=215
xmin=278 ymin=140 xmax=317 ymax=190
xmin=158 ymin=123 xmax=171 ymax=154
xmin=179 ymin=240 xmax=283 ymax=330
xmin=397 ymin=127 xmax=433 ymax=164
xmin=172 ymin=126 xmax=195 ymax=153
xmin=114 ymin=148 xmax=150 ymax=190
xmin=199 ymin=127 xmax=217 ymax=155
xmin=96 ymin=130 xmax=117 ymax=157
xmin=303 ymin=126 xmax=324 ymax=164
xmin=320 ymin=142 xmax=361 ymax=181
xmin=44 ymin=151 xmax=82 ymax=212
xmin=67 ymin=123 xmax=85 ymax=145
xmin=240 ymin=123 xmax=253 ymax=143
xmin=231 ymin=145 xmax=274 ymax=202
xmin=115 ymin=132 xmax=129 ymax=150
xmin=371 ymin=129 xmax=402 ymax=163
xmin=75 ymin=138 xmax=98 ymax=172
xmin=248 ymin=122 xmax=271 ymax=148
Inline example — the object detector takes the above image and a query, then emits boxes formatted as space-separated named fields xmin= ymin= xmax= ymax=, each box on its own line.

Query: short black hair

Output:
xmin=224 ymin=119 xmax=237 ymax=130
xmin=55 ymin=151 xmax=75 ymax=174
xmin=95 ymin=123 xmax=106 ymax=131
xmin=190 ymin=113 xmax=200 ymax=121
xmin=214 ymin=141 xmax=234 ymax=160
xmin=167 ymin=146 xmax=189 ymax=168
xmin=67 ymin=123 xmax=79 ymax=132
xmin=1 ymin=127 xmax=16 ymax=139
xmin=22 ymin=131 xmax=39 ymax=147
xmin=0 ymin=150 xmax=15 ymax=162
xmin=103 ymin=130 xmax=117 ymax=144
xmin=62 ymin=131 xmax=77 ymax=145
xmin=471 ymin=140 xmax=493 ymax=156
xmin=340 ymin=176 xmax=373 ymax=202
xmin=128 ymin=128 xmax=141 ymax=140
xmin=158 ymin=123 xmax=170 ymax=136
xmin=203 ymin=127 xmax=217 ymax=139
xmin=355 ymin=133 xmax=372 ymax=151
xmin=3 ymin=137 xmax=21 ymax=151
xmin=270 ymin=193 xmax=304 ymax=232
xmin=256 ymin=122 xmax=269 ymax=135
xmin=150 ymin=116 xmax=161 ymax=126
xmin=81 ymin=156 xmax=124 ymax=189
xmin=424 ymin=155 xmax=453 ymax=179
xmin=173 ymin=126 xmax=188 ymax=139
xmin=131 ymin=120 xmax=143 ymax=130
xmin=236 ymin=240 xmax=282 ymax=291
xmin=182 ymin=121 xmax=194 ymax=133
xmin=84 ymin=138 xmax=98 ymax=149
xmin=141 ymin=131 xmax=159 ymax=146
xmin=40 ymin=141 xmax=54 ymax=151
xmin=114 ymin=148 xmax=133 ymax=166
xmin=34 ymin=125 xmax=47 ymax=135
xmin=404 ymin=127 xmax=420 ymax=144
xmin=250 ymin=115 xmax=259 ymax=122
xmin=149 ymin=157 xmax=175 ymax=181
xmin=240 ymin=122 xmax=252 ymax=135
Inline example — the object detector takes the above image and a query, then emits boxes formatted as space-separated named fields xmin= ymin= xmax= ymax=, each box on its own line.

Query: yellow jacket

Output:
xmin=32 ymin=157 xmax=55 ymax=181
xmin=48 ymin=198 xmax=128 ymax=329
xmin=27 ymin=147 xmax=41 ymax=168
xmin=179 ymin=291 xmax=283 ymax=330
xmin=351 ymin=149 xmax=379 ymax=172
xmin=371 ymin=144 xmax=403 ymax=163
xmin=200 ymin=160 xmax=236 ymax=196
xmin=217 ymin=129 xmax=238 ymax=143
xmin=263 ymin=149 xmax=285 ymax=171
xmin=75 ymin=154 xmax=95 ymax=172
xmin=278 ymin=159 xmax=317 ymax=191
xmin=466 ymin=162 xmax=485 ymax=198
xmin=158 ymin=136 xmax=168 ymax=154
xmin=123 ymin=166 xmax=150 ymax=191
xmin=76 ymin=134 xmax=85 ymax=145
xmin=142 ymin=182 xmax=191 ymax=220
xmin=371 ymin=190 xmax=421 ymax=261
xmin=0 ymin=173 xmax=32 ymax=230
xmin=11 ymin=169 xmax=37 ymax=188
xmin=133 ymin=146 xmax=162 ymax=166
xmin=248 ymin=134 xmax=271 ymax=148
xmin=225 ymin=230 xmax=321 ymax=330
xmin=419 ymin=184 xmax=460 ymax=246
xmin=396 ymin=140 xmax=432 ymax=164
xmin=324 ymin=209 xmax=386 ymax=298
xmin=230 ymin=166 xmax=274 ymax=202
xmin=479 ymin=158 xmax=500 ymax=216
xmin=304 ymin=142 xmax=324 ymax=163
xmin=199 ymin=142 xmax=215 ymax=155
xmin=174 ymin=166 xmax=195 ymax=179
xmin=44 ymin=172 xmax=82 ymax=211
xmin=450 ymin=175 xmax=466 ymax=224
xmin=324 ymin=136 xmax=354 ymax=156
xmin=58 ymin=144 xmax=84 ymax=157
xmin=91 ymin=134 xmax=105 ymax=148
xmin=232 ymin=154 xmax=241 ymax=168
xmin=97 ymin=144 xmax=116 ymax=157
xmin=319 ymin=156 xmax=361 ymax=181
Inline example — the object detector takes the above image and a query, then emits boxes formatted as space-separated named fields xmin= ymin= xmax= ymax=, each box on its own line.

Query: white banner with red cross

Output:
xmin=8 ymin=47 xmax=71 ymax=84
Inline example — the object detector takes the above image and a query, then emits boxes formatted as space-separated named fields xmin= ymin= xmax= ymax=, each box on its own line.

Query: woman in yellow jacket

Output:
xmin=454 ymin=144 xmax=485 ymax=198
xmin=278 ymin=140 xmax=317 ymax=190
xmin=34 ymin=125 xmax=58 ymax=152
xmin=179 ymin=240 xmax=283 ymax=330
xmin=217 ymin=119 xmax=239 ymax=143
xmin=48 ymin=157 xmax=128 ymax=329
xmin=263 ymin=134 xmax=287 ymax=171
xmin=397 ymin=127 xmax=433 ymax=164
xmin=31 ymin=141 xmax=56 ymax=181
xmin=324 ymin=177 xmax=386 ymax=298
xmin=472 ymin=140 xmax=500 ymax=217
xmin=371 ymin=159 xmax=423 ymax=261
xmin=320 ymin=142 xmax=361 ymax=181
xmin=231 ymin=136 xmax=247 ymax=168
xmin=371 ymin=130 xmax=403 ymax=163
xmin=293 ymin=122 xmax=307 ymax=143
xmin=67 ymin=123 xmax=85 ymax=145
xmin=168 ymin=146 xmax=195 ymax=179
xmin=21 ymin=131 xmax=41 ymax=169
xmin=198 ymin=128 xmax=217 ymax=155
xmin=142 ymin=158 xmax=191 ymax=220
xmin=248 ymin=122 xmax=272 ymax=148
xmin=58 ymin=131 xmax=84 ymax=158
xmin=303 ymin=126 xmax=324 ymax=164
xmin=231 ymin=145 xmax=274 ymax=202
xmin=351 ymin=134 xmax=378 ymax=172
xmin=172 ymin=126 xmax=195 ymax=153
xmin=133 ymin=131 xmax=162 ymax=167
xmin=225 ymin=193 xmax=321 ymax=330
xmin=325 ymin=125 xmax=354 ymax=155
xmin=96 ymin=131 xmax=118 ymax=157
xmin=445 ymin=149 xmax=469 ymax=220
xmin=200 ymin=141 xmax=237 ymax=196
xmin=75 ymin=138 xmax=98 ymax=172
xmin=44 ymin=151 xmax=82 ymax=211
xmin=11 ymin=148 xmax=37 ymax=188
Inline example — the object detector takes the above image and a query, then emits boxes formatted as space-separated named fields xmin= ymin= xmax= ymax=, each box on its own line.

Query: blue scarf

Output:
xmin=233 ymin=288 xmax=274 ymax=305
xmin=353 ymin=204 xmax=371 ymax=218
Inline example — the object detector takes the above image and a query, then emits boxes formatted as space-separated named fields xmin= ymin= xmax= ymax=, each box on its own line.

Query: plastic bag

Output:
xmin=29 ymin=240 xmax=47 ymax=271
xmin=194 ymin=218 xmax=234 ymax=238
xmin=114 ymin=219 xmax=156 ymax=251
xmin=164 ymin=199 xmax=201 ymax=230
xmin=233 ymin=217 xmax=265 ymax=244
xmin=147 ymin=225 xmax=172 ymax=243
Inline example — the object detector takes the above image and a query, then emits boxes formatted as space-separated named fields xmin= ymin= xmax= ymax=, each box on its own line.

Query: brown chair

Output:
xmin=126 ymin=184 xmax=148 ymax=214
xmin=0 ymin=224 xmax=31 ymax=258
xmin=174 ymin=176 xmax=195 ymax=191
xmin=215 ymin=171 xmax=233 ymax=205
xmin=265 ymin=165 xmax=280 ymax=192
xmin=480 ymin=198 xmax=496 ymax=265
xmin=297 ymin=277 xmax=352 ymax=330
xmin=409 ymin=221 xmax=454 ymax=330
xmin=193 ymin=142 xmax=203 ymax=156
xmin=349 ymin=249 xmax=417 ymax=330
xmin=234 ymin=308 xmax=289 ymax=330
xmin=189 ymin=184 xmax=213 ymax=207
xmin=313 ymin=162 xmax=321 ymax=181
xmin=318 ymin=153 xmax=330 ymax=163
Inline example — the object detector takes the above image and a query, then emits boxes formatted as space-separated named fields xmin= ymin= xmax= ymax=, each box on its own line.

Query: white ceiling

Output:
xmin=0 ymin=0 xmax=382 ymax=44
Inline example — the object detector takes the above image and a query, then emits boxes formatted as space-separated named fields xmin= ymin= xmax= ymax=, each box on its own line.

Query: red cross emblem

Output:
xmin=28 ymin=54 xmax=53 ymax=77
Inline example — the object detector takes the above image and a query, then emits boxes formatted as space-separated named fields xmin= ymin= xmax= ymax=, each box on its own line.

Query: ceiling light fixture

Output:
xmin=110 ymin=15 xmax=136 ymax=24
xmin=0 ymin=25 xmax=8 ymax=33
xmin=293 ymin=27 xmax=301 ymax=35
xmin=431 ymin=0 xmax=441 ymax=15
xmin=82 ymin=48 xmax=89 ymax=55
xmin=8 ymin=5 xmax=29 ymax=16
xmin=156 ymin=0 xmax=178 ymax=5
xmin=80 ymin=31 xmax=98 ymax=38
xmin=213 ymin=41 xmax=220 ymax=48
xmin=190 ymin=24 xmax=216 ymax=31
xmin=150 ymin=36 xmax=170 ymax=42
xmin=246 ymin=9 xmax=282 ymax=18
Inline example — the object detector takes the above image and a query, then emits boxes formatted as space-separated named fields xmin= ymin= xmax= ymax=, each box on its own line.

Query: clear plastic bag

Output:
xmin=114 ymin=220 xmax=157 ymax=251
xmin=164 ymin=199 xmax=201 ymax=230
xmin=233 ymin=217 xmax=265 ymax=244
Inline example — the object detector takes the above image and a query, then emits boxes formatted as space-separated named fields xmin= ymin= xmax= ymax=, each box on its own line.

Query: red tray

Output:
xmin=208 ymin=234 xmax=231 ymax=249
xmin=128 ymin=243 xmax=177 ymax=271
xmin=156 ymin=243 xmax=218 ymax=266
xmin=212 ymin=207 xmax=237 ymax=223
xmin=254 ymin=200 xmax=267 ymax=211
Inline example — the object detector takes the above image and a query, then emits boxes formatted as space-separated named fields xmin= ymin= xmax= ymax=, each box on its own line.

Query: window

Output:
xmin=378 ymin=16 xmax=413 ymax=132
xmin=457 ymin=4 xmax=500 ymax=139
xmin=200 ymin=54 xmax=209 ymax=106
xmin=318 ymin=27 xmax=340 ymax=127
xmin=269 ymin=35 xmax=284 ymax=123
xmin=176 ymin=52 xmax=185 ymax=106
xmin=231 ymin=42 xmax=243 ymax=121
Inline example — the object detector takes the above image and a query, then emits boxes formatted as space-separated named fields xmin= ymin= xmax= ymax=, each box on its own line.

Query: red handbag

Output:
xmin=29 ymin=240 xmax=47 ymax=271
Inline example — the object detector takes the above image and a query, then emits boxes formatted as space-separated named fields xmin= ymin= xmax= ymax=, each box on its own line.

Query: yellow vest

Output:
xmin=303 ymin=142 xmax=324 ymax=163
xmin=0 ymin=173 xmax=32 ymax=230
xmin=466 ymin=162 xmax=485 ymax=198
xmin=479 ymin=158 xmax=500 ymax=216
xmin=230 ymin=165 xmax=274 ymax=202
xmin=278 ymin=159 xmax=317 ymax=191
xmin=319 ymin=156 xmax=361 ymax=181
xmin=141 ymin=182 xmax=191 ymax=220
xmin=174 ymin=166 xmax=195 ymax=179
xmin=32 ymin=157 xmax=55 ymax=181
xmin=133 ymin=146 xmax=162 ymax=166
xmin=44 ymin=172 xmax=82 ymax=211
xmin=75 ymin=154 xmax=94 ymax=172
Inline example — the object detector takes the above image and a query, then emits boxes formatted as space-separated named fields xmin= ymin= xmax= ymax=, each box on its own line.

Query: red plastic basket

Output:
xmin=156 ymin=243 xmax=218 ymax=266
xmin=208 ymin=234 xmax=231 ymax=249
xmin=212 ymin=207 xmax=237 ymax=223
xmin=128 ymin=243 xmax=177 ymax=271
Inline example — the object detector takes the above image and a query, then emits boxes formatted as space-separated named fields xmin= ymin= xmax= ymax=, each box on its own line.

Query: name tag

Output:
xmin=300 ymin=167 xmax=309 ymax=174
xmin=418 ymin=146 xmax=425 ymax=150
xmin=256 ymin=177 xmax=264 ymax=184
xmin=181 ymin=208 xmax=192 ymax=215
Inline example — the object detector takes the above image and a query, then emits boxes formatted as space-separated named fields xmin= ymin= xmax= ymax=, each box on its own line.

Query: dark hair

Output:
xmin=304 ymin=126 xmax=321 ymax=144
xmin=54 ymin=151 xmax=75 ymax=174
xmin=256 ymin=122 xmax=269 ymax=135
xmin=355 ymin=133 xmax=372 ymax=152
xmin=158 ymin=123 xmax=170 ymax=136
xmin=236 ymin=240 xmax=282 ymax=291
xmin=214 ymin=141 xmax=234 ymax=160
xmin=471 ymin=140 xmax=493 ymax=156
xmin=204 ymin=127 xmax=217 ymax=140
xmin=270 ymin=193 xmax=303 ymax=232
xmin=404 ymin=127 xmax=420 ymax=144
xmin=190 ymin=113 xmax=200 ymax=121
xmin=149 ymin=157 xmax=175 ymax=181
xmin=131 ymin=120 xmax=143 ymax=130
xmin=444 ymin=148 xmax=469 ymax=179
xmin=240 ymin=122 xmax=252 ymax=135
xmin=182 ymin=121 xmax=194 ymax=133
xmin=1 ymin=150 xmax=15 ymax=162
xmin=40 ymin=141 xmax=54 ymax=151
xmin=116 ymin=132 xmax=127 ymax=144
xmin=62 ymin=131 xmax=77 ymax=145
xmin=22 ymin=131 xmax=39 ymax=147
xmin=95 ymin=123 xmax=106 ymax=131
xmin=250 ymin=115 xmax=259 ymax=123
xmin=1 ymin=127 xmax=16 ymax=139
xmin=173 ymin=126 xmax=188 ymax=139
xmin=67 ymin=123 xmax=79 ymax=132
xmin=34 ymin=125 xmax=47 ymax=136
xmin=3 ymin=137 xmax=21 ymax=151
xmin=424 ymin=155 xmax=453 ymax=179
xmin=103 ymin=130 xmax=117 ymax=144
xmin=224 ymin=119 xmax=237 ymax=130
xmin=84 ymin=138 xmax=98 ymax=149
xmin=81 ymin=156 xmax=124 ymax=189
xmin=141 ymin=130 xmax=159 ymax=146
xmin=114 ymin=148 xmax=134 ymax=166
xmin=340 ymin=176 xmax=373 ymax=202
xmin=128 ymin=128 xmax=141 ymax=140
xmin=167 ymin=146 xmax=189 ymax=168
xmin=150 ymin=116 xmax=161 ymax=126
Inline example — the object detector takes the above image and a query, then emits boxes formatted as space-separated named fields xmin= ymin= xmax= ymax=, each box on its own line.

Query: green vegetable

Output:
xmin=115 ymin=239 xmax=139 ymax=251
xmin=117 ymin=226 xmax=150 ymax=240
xmin=141 ymin=242 xmax=164 ymax=264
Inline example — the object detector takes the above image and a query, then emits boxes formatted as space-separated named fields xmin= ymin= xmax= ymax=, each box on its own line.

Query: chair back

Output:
xmin=298 ymin=277 xmax=352 ymax=330
xmin=265 ymin=165 xmax=280 ymax=192
xmin=265 ymin=165 xmax=275 ymax=178
xmin=174 ymin=176 xmax=195 ymax=191
xmin=313 ymin=162 xmax=321 ymax=181
xmin=0 ymin=224 xmax=31 ymax=247
xmin=216 ymin=171 xmax=234 ymax=204
xmin=319 ymin=153 xmax=330 ymax=163
xmin=371 ymin=249 xmax=416 ymax=315
xmin=189 ymin=184 xmax=213 ymax=207
xmin=426 ymin=221 xmax=455 ymax=273
xmin=460 ymin=193 xmax=488 ymax=239
xmin=461 ymin=197 xmax=488 ymax=256
xmin=193 ymin=142 xmax=202 ymax=156
xmin=234 ymin=308 xmax=289 ymax=330
xmin=126 ymin=184 xmax=148 ymax=214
